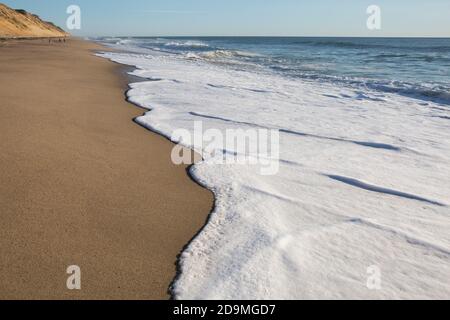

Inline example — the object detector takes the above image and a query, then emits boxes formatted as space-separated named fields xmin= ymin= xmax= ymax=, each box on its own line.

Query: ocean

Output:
xmin=97 ymin=37 xmax=450 ymax=299
xmin=100 ymin=37 xmax=450 ymax=105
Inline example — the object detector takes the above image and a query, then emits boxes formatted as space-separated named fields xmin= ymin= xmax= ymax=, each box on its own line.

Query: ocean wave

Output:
xmin=99 ymin=36 xmax=450 ymax=106
xmin=184 ymin=49 xmax=263 ymax=70
xmin=201 ymin=49 xmax=259 ymax=59
xmin=164 ymin=40 xmax=210 ymax=49
xmin=116 ymin=39 xmax=137 ymax=45
xmin=357 ymin=80 xmax=450 ymax=105
xmin=268 ymin=68 xmax=450 ymax=105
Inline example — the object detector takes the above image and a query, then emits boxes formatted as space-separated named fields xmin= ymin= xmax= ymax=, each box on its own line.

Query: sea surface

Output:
xmin=100 ymin=37 xmax=450 ymax=105
xmin=97 ymin=37 xmax=450 ymax=299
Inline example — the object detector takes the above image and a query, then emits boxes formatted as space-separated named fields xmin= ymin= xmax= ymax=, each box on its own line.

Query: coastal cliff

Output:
xmin=0 ymin=3 xmax=68 ymax=38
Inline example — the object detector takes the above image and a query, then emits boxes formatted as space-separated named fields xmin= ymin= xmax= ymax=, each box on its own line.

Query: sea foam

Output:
xmin=98 ymin=42 xmax=450 ymax=299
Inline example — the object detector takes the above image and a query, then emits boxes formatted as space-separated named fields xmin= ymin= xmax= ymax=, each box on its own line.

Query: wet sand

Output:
xmin=0 ymin=38 xmax=213 ymax=299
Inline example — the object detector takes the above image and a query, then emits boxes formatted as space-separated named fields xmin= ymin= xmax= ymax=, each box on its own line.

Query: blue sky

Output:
xmin=2 ymin=0 xmax=450 ymax=37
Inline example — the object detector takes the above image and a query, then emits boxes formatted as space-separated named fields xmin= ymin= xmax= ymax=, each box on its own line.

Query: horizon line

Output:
xmin=84 ymin=35 xmax=450 ymax=39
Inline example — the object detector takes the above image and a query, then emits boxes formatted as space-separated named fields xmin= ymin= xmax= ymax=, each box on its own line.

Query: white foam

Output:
xmin=164 ymin=40 xmax=209 ymax=48
xmin=98 ymin=48 xmax=450 ymax=300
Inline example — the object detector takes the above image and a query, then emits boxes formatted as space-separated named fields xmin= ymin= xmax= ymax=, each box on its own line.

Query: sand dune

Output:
xmin=0 ymin=3 xmax=68 ymax=38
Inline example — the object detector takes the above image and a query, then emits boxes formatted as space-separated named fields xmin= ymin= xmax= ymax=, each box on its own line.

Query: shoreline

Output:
xmin=115 ymin=58 xmax=219 ymax=299
xmin=118 ymin=72 xmax=219 ymax=300
xmin=0 ymin=38 xmax=213 ymax=299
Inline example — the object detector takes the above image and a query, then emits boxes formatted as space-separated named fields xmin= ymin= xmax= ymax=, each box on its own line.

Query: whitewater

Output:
xmin=98 ymin=38 xmax=450 ymax=299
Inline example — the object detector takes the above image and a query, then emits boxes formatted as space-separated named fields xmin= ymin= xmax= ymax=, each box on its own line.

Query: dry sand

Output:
xmin=0 ymin=38 xmax=213 ymax=299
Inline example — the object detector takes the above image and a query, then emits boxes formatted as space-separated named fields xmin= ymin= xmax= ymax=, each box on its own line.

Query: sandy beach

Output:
xmin=0 ymin=38 xmax=213 ymax=299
